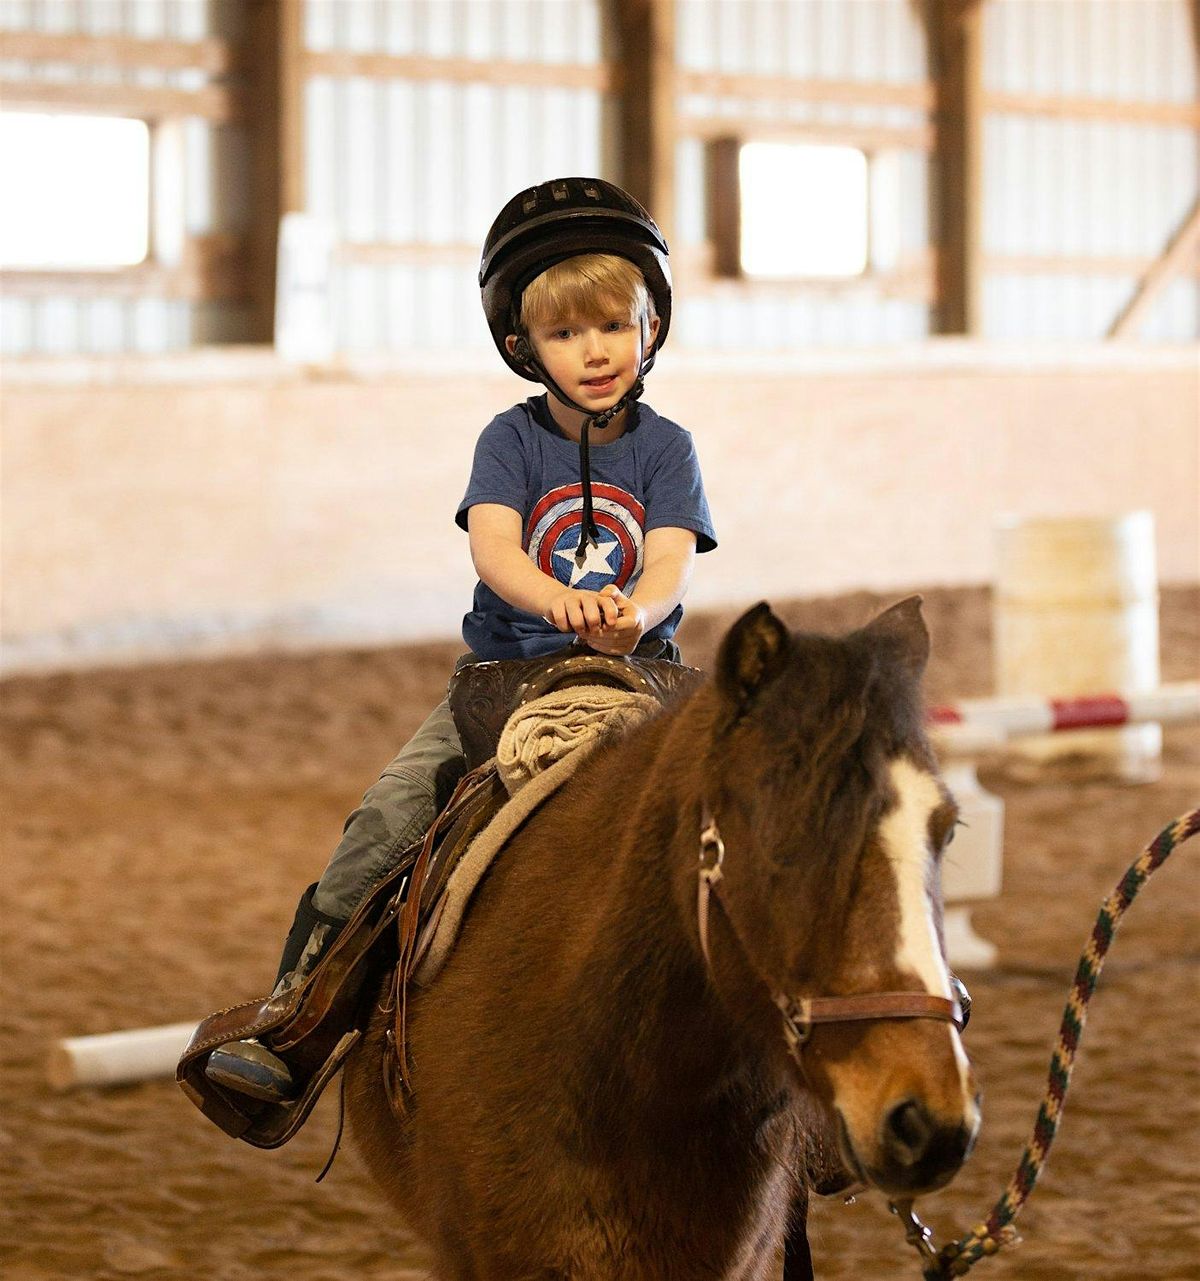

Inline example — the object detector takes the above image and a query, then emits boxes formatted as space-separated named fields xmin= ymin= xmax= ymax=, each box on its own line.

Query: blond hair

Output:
xmin=520 ymin=253 xmax=653 ymax=332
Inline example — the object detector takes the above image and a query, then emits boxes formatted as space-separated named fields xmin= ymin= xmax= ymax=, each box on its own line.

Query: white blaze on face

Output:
xmin=879 ymin=757 xmax=973 ymax=1088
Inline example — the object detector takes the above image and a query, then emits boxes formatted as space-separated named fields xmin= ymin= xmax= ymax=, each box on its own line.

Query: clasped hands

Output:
xmin=543 ymin=583 xmax=646 ymax=656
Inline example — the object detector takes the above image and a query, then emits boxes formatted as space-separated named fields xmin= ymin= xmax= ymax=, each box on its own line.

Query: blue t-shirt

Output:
xmin=456 ymin=396 xmax=717 ymax=661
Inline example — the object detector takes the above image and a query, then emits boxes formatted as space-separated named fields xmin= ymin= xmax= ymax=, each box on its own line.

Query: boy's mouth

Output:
xmin=581 ymin=375 xmax=616 ymax=393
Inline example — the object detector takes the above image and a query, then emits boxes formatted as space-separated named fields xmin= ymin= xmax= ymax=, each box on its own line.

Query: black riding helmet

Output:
xmin=479 ymin=176 xmax=672 ymax=384
xmin=479 ymin=177 xmax=673 ymax=567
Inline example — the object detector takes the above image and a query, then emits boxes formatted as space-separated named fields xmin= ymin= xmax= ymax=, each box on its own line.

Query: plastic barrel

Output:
xmin=993 ymin=512 xmax=1161 ymax=782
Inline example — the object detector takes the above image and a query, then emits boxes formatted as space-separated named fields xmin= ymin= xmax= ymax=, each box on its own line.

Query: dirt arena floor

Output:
xmin=2 ymin=587 xmax=1197 ymax=1281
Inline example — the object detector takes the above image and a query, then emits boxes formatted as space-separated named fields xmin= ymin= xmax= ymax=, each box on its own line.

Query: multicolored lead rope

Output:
xmin=897 ymin=805 xmax=1200 ymax=1280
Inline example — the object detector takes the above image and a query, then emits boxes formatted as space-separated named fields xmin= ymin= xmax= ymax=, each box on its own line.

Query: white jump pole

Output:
xmin=928 ymin=681 xmax=1200 ymax=755
xmin=46 ymin=1022 xmax=199 ymax=1091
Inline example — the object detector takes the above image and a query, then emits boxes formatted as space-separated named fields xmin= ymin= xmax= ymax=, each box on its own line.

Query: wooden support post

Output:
xmin=243 ymin=0 xmax=305 ymax=343
xmin=614 ymin=0 xmax=677 ymax=242
xmin=1108 ymin=197 xmax=1200 ymax=338
xmin=928 ymin=0 xmax=985 ymax=335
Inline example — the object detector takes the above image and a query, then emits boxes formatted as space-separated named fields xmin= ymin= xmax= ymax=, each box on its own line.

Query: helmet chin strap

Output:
xmin=515 ymin=314 xmax=652 ymax=569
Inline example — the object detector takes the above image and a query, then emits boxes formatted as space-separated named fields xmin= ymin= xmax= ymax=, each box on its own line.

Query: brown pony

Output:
xmin=346 ymin=599 xmax=979 ymax=1279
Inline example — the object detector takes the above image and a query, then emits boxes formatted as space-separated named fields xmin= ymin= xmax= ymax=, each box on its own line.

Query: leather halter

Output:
xmin=697 ymin=802 xmax=964 ymax=1062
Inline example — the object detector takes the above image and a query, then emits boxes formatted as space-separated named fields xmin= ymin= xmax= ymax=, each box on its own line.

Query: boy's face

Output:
xmin=508 ymin=308 xmax=660 ymax=416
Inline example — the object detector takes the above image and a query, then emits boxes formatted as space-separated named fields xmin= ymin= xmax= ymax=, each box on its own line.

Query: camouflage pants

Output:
xmin=311 ymin=696 xmax=465 ymax=920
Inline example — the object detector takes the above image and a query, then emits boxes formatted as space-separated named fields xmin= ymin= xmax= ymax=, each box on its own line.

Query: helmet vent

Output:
xmin=583 ymin=183 xmax=600 ymax=200
xmin=522 ymin=191 xmax=538 ymax=214
xmin=551 ymin=181 xmax=569 ymax=201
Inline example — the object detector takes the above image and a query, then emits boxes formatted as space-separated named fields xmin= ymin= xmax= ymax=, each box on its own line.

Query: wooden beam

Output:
xmin=984 ymin=90 xmax=1200 ymax=129
xmin=243 ymin=0 xmax=305 ymax=343
xmin=678 ymin=114 xmax=934 ymax=153
xmin=706 ymin=139 xmax=741 ymax=278
xmin=303 ymin=49 xmax=615 ymax=92
xmin=337 ymin=242 xmax=478 ymax=267
xmin=678 ymin=70 xmax=935 ymax=111
xmin=0 ymin=79 xmax=242 ymax=122
xmin=615 ymin=0 xmax=677 ymax=243
xmin=1108 ymin=196 xmax=1200 ymax=338
xmin=0 ymin=31 xmax=236 ymax=73
xmin=928 ymin=0 xmax=985 ymax=335
xmin=987 ymin=251 xmax=1200 ymax=278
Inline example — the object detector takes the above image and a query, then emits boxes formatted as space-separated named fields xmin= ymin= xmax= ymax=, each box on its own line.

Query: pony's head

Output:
xmin=701 ymin=597 xmax=979 ymax=1198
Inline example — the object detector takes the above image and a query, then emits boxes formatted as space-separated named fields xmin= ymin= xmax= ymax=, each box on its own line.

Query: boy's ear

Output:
xmin=506 ymin=334 xmax=534 ymax=366
xmin=643 ymin=313 xmax=660 ymax=354
xmin=716 ymin=603 xmax=790 ymax=710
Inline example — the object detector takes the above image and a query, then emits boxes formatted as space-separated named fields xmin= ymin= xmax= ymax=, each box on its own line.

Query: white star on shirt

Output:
xmin=554 ymin=534 xmax=619 ymax=586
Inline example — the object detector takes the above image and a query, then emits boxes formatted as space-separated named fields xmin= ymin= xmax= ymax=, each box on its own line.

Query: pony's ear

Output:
xmin=864 ymin=595 xmax=930 ymax=676
xmin=716 ymin=603 xmax=790 ymax=708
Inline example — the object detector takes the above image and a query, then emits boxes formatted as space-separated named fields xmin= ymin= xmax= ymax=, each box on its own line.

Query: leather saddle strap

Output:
xmin=389 ymin=759 xmax=499 ymax=1093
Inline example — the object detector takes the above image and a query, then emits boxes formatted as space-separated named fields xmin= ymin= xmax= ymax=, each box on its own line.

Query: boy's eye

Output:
xmin=551 ymin=328 xmax=573 ymax=341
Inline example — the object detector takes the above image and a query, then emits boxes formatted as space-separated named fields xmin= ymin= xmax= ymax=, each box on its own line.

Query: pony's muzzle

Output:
xmin=870 ymin=1095 xmax=979 ymax=1195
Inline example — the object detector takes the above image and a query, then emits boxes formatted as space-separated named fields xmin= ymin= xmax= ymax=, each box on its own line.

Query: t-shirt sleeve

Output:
xmin=455 ymin=415 xmax=530 ymax=532
xmin=643 ymin=428 xmax=718 ymax=552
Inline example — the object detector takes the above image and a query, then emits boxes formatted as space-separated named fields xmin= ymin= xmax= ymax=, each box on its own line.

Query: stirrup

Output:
xmin=206 ymin=1039 xmax=296 ymax=1103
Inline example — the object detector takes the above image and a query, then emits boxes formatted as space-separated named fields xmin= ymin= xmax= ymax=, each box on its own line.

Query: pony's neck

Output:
xmin=569 ymin=690 xmax=783 ymax=1111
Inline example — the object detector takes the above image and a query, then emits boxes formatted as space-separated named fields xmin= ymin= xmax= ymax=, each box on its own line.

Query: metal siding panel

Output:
xmin=460 ymin=0 xmax=491 ymax=59
xmin=172 ymin=0 xmax=208 ymax=41
xmin=342 ymin=262 xmax=380 ymax=351
xmin=0 ymin=2 xmax=35 ymax=29
xmin=78 ymin=1 xmax=123 ymax=35
xmin=784 ymin=0 xmax=817 ymax=77
xmin=306 ymin=77 xmax=338 ymax=221
xmin=340 ymin=0 xmax=376 ymax=53
xmin=460 ymin=83 xmax=496 ymax=240
xmin=130 ymin=297 xmax=170 ymax=352
xmin=384 ymin=262 xmax=416 ymax=349
xmin=422 ymin=0 xmax=456 ymax=58
xmin=344 ymin=77 xmax=379 ymax=242
xmin=499 ymin=0 xmax=533 ymax=61
xmin=305 ymin=0 xmax=336 ymax=51
xmin=83 ymin=296 xmax=127 ymax=352
xmin=422 ymin=81 xmax=456 ymax=241
xmin=1 ymin=296 xmax=33 ymax=354
xmin=382 ymin=80 xmax=417 ymax=240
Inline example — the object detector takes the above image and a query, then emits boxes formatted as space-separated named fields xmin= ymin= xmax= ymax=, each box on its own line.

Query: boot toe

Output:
xmin=205 ymin=1040 xmax=295 ymax=1103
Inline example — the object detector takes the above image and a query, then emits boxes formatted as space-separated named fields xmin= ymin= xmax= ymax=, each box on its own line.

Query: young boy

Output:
xmin=206 ymin=177 xmax=716 ymax=1103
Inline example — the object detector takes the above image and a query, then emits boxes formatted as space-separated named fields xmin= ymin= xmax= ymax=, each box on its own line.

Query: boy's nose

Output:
xmin=582 ymin=330 xmax=607 ymax=362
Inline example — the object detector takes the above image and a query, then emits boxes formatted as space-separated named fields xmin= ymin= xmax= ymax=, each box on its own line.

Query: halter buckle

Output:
xmin=774 ymin=993 xmax=813 ymax=1051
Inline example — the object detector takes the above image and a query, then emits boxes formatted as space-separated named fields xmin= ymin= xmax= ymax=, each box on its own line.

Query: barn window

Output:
xmin=710 ymin=139 xmax=874 ymax=280
xmin=0 ymin=113 xmax=151 ymax=269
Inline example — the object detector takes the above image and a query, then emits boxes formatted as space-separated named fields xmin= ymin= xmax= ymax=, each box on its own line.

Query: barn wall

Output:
xmin=982 ymin=0 xmax=1200 ymax=340
xmin=0 ymin=0 xmax=254 ymax=354
xmin=3 ymin=0 xmax=1197 ymax=354
xmin=3 ymin=344 xmax=1196 ymax=673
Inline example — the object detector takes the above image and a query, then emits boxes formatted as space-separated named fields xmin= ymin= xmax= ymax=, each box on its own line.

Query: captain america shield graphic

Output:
xmin=525 ymin=483 xmax=645 ymax=591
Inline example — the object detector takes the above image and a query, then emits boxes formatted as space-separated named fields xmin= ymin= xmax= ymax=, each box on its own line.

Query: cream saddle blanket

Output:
xmin=412 ymin=686 xmax=660 ymax=985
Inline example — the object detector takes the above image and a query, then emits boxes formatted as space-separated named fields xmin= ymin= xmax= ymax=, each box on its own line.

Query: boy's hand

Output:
xmin=544 ymin=586 xmax=621 ymax=636
xmin=579 ymin=585 xmax=646 ymax=656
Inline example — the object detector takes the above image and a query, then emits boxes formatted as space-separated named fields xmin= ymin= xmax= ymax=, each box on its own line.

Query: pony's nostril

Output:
xmin=884 ymin=1098 xmax=934 ymax=1166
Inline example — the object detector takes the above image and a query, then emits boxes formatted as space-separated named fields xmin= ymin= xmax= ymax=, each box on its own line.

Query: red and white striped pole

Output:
xmin=928 ymin=681 xmax=1200 ymax=754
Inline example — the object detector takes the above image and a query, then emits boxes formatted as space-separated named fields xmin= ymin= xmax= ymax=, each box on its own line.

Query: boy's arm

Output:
xmin=467 ymin=503 xmax=620 ymax=635
xmin=581 ymin=527 xmax=697 ymax=657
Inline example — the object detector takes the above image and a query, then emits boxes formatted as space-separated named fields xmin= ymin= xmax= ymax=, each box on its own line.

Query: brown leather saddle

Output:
xmin=177 ymin=648 xmax=703 ymax=1148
